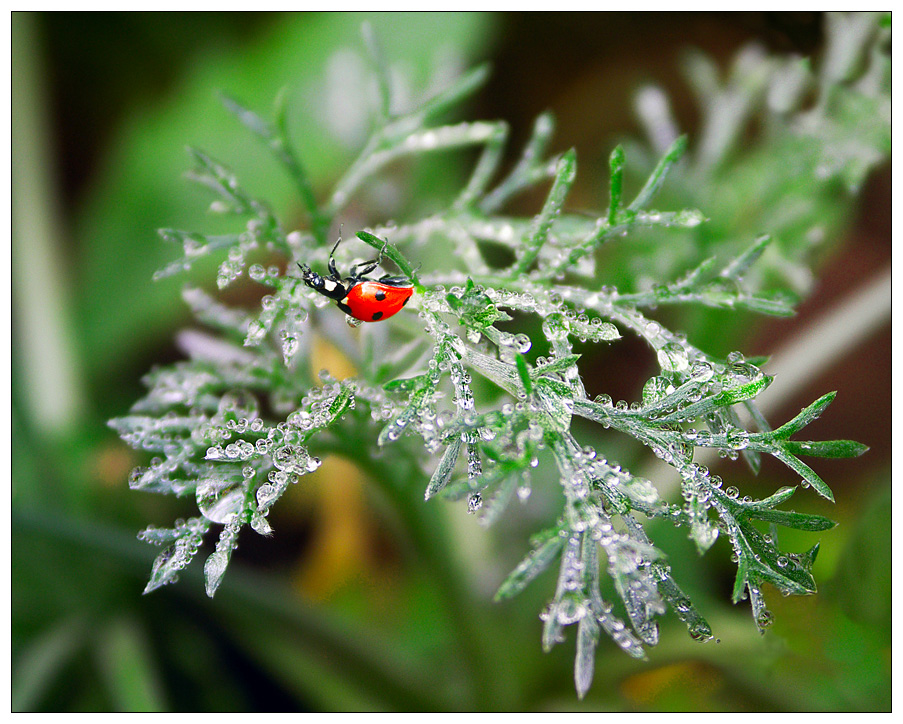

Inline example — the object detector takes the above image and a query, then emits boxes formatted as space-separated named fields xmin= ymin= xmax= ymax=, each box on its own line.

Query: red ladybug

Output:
xmin=298 ymin=235 xmax=414 ymax=323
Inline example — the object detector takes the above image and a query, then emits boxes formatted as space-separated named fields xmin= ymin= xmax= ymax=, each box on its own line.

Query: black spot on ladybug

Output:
xmin=375 ymin=290 xmax=387 ymax=301
xmin=338 ymin=302 xmax=352 ymax=315
xmin=371 ymin=311 xmax=384 ymax=321
xmin=402 ymin=295 xmax=410 ymax=306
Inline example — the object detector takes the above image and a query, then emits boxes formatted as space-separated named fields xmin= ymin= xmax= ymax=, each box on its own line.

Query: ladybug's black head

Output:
xmin=298 ymin=262 xmax=348 ymax=301
xmin=298 ymin=263 xmax=318 ymax=285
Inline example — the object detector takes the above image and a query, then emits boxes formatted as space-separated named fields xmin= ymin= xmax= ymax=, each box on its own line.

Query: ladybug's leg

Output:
xmin=327 ymin=235 xmax=343 ymax=279
xmin=351 ymin=258 xmax=380 ymax=277
xmin=350 ymin=239 xmax=390 ymax=278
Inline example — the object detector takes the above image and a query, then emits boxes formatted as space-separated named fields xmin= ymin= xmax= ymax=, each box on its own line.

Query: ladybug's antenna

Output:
xmin=327 ymin=225 xmax=344 ymax=279
xmin=330 ymin=225 xmax=344 ymax=260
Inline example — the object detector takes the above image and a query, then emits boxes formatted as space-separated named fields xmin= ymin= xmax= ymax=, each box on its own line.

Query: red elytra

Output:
xmin=298 ymin=234 xmax=414 ymax=323
xmin=344 ymin=280 xmax=414 ymax=322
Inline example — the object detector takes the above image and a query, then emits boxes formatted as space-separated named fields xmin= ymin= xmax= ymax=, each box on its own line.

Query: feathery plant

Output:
xmin=112 ymin=16 xmax=886 ymax=699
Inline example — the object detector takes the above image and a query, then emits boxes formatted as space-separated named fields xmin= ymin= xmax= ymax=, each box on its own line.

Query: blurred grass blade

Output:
xmin=12 ymin=617 xmax=86 ymax=712
xmin=96 ymin=616 xmax=167 ymax=712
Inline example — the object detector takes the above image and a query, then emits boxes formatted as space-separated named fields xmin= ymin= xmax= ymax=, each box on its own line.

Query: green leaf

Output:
xmin=383 ymin=375 xmax=429 ymax=393
xmin=356 ymin=231 xmax=420 ymax=284
xmin=533 ymin=378 xmax=573 ymax=431
xmin=743 ymin=507 xmax=837 ymax=531
xmin=771 ymin=447 xmax=835 ymax=502
xmin=424 ymin=435 xmax=464 ymax=500
xmin=481 ymin=111 xmax=557 ymax=213
xmin=736 ymin=294 xmax=797 ymax=317
xmin=515 ymin=354 xmax=533 ymax=395
xmin=746 ymin=485 xmax=797 ymax=509
xmin=221 ymin=91 xmax=328 ymax=244
xmin=445 ymin=278 xmax=511 ymax=328
xmin=713 ymin=375 xmax=773 ymax=406
xmin=361 ymin=21 xmax=392 ymax=123
xmin=494 ymin=528 xmax=565 ymax=601
xmin=720 ymin=234 xmax=771 ymax=280
xmin=12 ymin=617 xmax=87 ymax=712
xmin=732 ymin=517 xmax=818 ymax=597
xmin=627 ymin=134 xmax=687 ymax=212
xmin=772 ymin=391 xmax=837 ymax=439
xmin=654 ymin=374 xmax=772 ymax=424
xmin=96 ymin=617 xmax=167 ymax=712
xmin=416 ymin=63 xmax=492 ymax=126
xmin=532 ymin=354 xmax=581 ymax=379
xmin=784 ymin=439 xmax=869 ymax=458
xmin=327 ymin=382 xmax=356 ymax=420
xmin=828 ymin=479 xmax=891 ymax=631
xmin=607 ymin=144 xmax=625 ymax=224
xmin=513 ymin=147 xmax=578 ymax=275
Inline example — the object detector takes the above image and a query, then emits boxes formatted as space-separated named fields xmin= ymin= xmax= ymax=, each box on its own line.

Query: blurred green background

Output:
xmin=11 ymin=12 xmax=890 ymax=712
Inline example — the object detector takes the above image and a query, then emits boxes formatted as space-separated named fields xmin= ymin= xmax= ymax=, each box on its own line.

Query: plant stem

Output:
xmin=321 ymin=427 xmax=512 ymax=710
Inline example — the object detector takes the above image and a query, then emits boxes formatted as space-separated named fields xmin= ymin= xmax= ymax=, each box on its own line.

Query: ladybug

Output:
xmin=298 ymin=234 xmax=414 ymax=323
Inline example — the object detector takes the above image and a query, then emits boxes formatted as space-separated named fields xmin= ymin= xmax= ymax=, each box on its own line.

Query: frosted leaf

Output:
xmin=534 ymin=380 xmax=572 ymax=432
xmin=244 ymin=319 xmax=267 ymax=346
xmin=272 ymin=444 xmax=318 ymax=475
xmin=623 ymin=477 xmax=660 ymax=506
xmin=256 ymin=483 xmax=279 ymax=509
xmin=204 ymin=551 xmax=229 ymax=597
xmin=137 ymin=525 xmax=180 ymax=546
xmin=425 ymin=435 xmax=463 ymax=500
xmin=596 ymin=603 xmax=645 ymax=659
xmin=143 ymin=528 xmax=206 ymax=595
xmin=575 ymin=615 xmax=599 ymax=699
xmin=281 ymin=333 xmax=300 ymax=364
xmin=204 ymin=517 xmax=243 ymax=597
xmin=250 ymin=512 xmax=273 ymax=536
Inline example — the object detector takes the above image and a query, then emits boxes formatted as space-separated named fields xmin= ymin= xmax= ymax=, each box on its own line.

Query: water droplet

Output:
xmin=756 ymin=609 xmax=774 ymax=629
xmin=468 ymin=493 xmax=483 ymax=513
xmin=196 ymin=473 xmax=244 ymax=524
xmin=657 ymin=342 xmax=689 ymax=373
xmin=542 ymin=313 xmax=569 ymax=342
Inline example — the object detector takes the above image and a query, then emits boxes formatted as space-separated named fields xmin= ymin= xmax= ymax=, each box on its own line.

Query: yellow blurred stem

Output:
xmin=293 ymin=334 xmax=367 ymax=599
xmin=293 ymin=455 xmax=372 ymax=601
xmin=311 ymin=332 xmax=358 ymax=382
xmin=620 ymin=660 xmax=721 ymax=707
